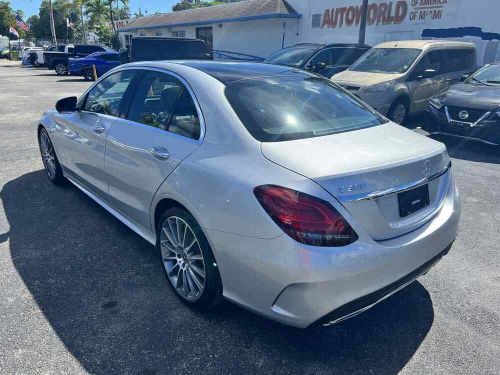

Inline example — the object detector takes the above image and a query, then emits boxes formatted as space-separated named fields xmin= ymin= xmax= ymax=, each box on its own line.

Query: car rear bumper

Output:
xmin=427 ymin=106 xmax=500 ymax=146
xmin=206 ymin=173 xmax=461 ymax=328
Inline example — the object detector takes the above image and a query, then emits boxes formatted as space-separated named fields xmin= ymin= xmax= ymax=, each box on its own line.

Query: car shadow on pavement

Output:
xmin=2 ymin=170 xmax=435 ymax=375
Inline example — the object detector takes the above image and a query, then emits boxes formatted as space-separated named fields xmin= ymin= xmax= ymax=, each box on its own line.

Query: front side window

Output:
xmin=127 ymin=71 xmax=201 ymax=140
xmin=411 ymin=50 xmax=444 ymax=78
xmin=84 ymin=70 xmax=136 ymax=116
xmin=350 ymin=48 xmax=421 ymax=73
xmin=226 ymin=74 xmax=386 ymax=142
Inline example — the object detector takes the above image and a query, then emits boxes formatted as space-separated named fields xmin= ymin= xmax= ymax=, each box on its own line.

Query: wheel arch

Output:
xmin=153 ymin=198 xmax=191 ymax=235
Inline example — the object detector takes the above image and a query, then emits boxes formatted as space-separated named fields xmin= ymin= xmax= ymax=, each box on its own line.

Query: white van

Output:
xmin=331 ymin=40 xmax=477 ymax=124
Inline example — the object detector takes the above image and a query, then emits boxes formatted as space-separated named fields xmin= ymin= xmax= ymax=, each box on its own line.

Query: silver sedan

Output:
xmin=37 ymin=61 xmax=461 ymax=328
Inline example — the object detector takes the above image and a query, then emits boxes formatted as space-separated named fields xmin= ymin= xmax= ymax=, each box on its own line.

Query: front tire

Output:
xmin=388 ymin=98 xmax=409 ymax=124
xmin=157 ymin=207 xmax=223 ymax=310
xmin=38 ymin=128 xmax=66 ymax=185
xmin=55 ymin=63 xmax=67 ymax=75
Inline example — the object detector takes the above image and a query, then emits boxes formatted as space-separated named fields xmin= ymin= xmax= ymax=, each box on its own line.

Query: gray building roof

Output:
xmin=118 ymin=0 xmax=300 ymax=32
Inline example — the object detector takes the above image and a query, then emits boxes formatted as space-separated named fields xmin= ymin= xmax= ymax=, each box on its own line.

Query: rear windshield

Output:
xmin=225 ymin=74 xmax=386 ymax=142
xmin=350 ymin=48 xmax=421 ymax=73
xmin=131 ymin=39 xmax=211 ymax=61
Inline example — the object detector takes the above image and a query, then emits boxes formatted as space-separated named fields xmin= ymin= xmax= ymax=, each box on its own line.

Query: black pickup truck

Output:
xmin=120 ymin=37 xmax=213 ymax=63
xmin=44 ymin=44 xmax=115 ymax=75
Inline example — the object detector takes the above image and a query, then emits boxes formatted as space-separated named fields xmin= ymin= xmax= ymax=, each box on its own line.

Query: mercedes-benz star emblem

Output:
xmin=422 ymin=160 xmax=431 ymax=177
xmin=458 ymin=110 xmax=469 ymax=120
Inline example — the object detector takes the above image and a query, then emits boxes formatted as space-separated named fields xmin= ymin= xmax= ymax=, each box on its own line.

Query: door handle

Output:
xmin=93 ymin=124 xmax=106 ymax=134
xmin=149 ymin=146 xmax=170 ymax=160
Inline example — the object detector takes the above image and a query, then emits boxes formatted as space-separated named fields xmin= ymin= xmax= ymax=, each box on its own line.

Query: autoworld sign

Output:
xmin=321 ymin=0 xmax=449 ymax=29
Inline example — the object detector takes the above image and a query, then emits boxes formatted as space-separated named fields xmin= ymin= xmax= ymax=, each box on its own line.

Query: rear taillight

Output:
xmin=254 ymin=185 xmax=358 ymax=247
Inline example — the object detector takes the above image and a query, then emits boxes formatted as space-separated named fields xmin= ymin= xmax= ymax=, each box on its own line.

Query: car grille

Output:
xmin=446 ymin=106 xmax=489 ymax=123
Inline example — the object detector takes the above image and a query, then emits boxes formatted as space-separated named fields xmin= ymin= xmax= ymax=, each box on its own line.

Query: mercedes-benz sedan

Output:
xmin=37 ymin=61 xmax=461 ymax=328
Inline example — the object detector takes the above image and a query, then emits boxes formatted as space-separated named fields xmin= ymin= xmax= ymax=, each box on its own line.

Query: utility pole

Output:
xmin=358 ymin=0 xmax=369 ymax=44
xmin=48 ymin=0 xmax=57 ymax=44
xmin=81 ymin=3 xmax=86 ymax=43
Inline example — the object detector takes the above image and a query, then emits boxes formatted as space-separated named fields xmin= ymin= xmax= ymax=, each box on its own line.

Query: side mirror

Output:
xmin=56 ymin=96 xmax=77 ymax=113
xmin=419 ymin=68 xmax=437 ymax=79
xmin=460 ymin=73 xmax=470 ymax=82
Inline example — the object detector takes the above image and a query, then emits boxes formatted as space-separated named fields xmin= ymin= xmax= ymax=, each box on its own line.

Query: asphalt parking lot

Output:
xmin=0 ymin=60 xmax=498 ymax=375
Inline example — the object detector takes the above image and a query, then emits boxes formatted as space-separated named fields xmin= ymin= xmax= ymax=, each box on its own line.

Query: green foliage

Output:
xmin=0 ymin=1 xmax=15 ymax=36
xmin=172 ymin=0 xmax=241 ymax=12
xmin=24 ymin=0 xmax=129 ymax=47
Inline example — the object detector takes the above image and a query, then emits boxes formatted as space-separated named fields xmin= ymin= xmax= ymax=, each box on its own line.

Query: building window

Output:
xmin=156 ymin=32 xmax=163 ymax=36
xmin=312 ymin=14 xmax=321 ymax=29
xmin=172 ymin=30 xmax=186 ymax=38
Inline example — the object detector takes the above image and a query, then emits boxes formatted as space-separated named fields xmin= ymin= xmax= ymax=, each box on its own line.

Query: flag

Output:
xmin=9 ymin=27 xmax=19 ymax=39
xmin=66 ymin=18 xmax=75 ymax=30
xmin=15 ymin=15 xmax=30 ymax=32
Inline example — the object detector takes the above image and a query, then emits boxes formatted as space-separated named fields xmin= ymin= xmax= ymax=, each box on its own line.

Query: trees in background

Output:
xmin=172 ymin=0 xmax=241 ymax=12
xmin=21 ymin=0 xmax=129 ymax=48
xmin=0 ymin=1 xmax=15 ymax=36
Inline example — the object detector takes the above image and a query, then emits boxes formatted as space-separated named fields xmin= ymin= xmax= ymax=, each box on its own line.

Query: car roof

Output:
xmin=374 ymin=39 xmax=475 ymax=50
xmin=173 ymin=61 xmax=304 ymax=84
xmin=287 ymin=43 xmax=370 ymax=49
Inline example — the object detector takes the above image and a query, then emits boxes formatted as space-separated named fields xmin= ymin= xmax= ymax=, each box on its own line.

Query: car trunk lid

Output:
xmin=261 ymin=123 xmax=451 ymax=240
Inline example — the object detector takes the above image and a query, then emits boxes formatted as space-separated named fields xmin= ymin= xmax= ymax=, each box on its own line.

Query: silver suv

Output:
xmin=331 ymin=40 xmax=476 ymax=124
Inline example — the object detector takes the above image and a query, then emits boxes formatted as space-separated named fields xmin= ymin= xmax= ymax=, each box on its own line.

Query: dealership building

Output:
xmin=117 ymin=0 xmax=500 ymax=65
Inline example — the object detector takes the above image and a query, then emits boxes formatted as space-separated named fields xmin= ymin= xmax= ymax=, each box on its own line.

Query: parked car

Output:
xmin=44 ymin=44 xmax=114 ymax=75
xmin=264 ymin=43 xmax=370 ymax=78
xmin=37 ymin=61 xmax=460 ymax=328
xmin=120 ymin=37 xmax=213 ymax=63
xmin=331 ymin=40 xmax=477 ymax=124
xmin=427 ymin=62 xmax=500 ymax=146
xmin=68 ymin=51 xmax=120 ymax=80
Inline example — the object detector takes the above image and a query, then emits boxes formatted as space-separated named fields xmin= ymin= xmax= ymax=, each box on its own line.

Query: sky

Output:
xmin=9 ymin=0 xmax=179 ymax=19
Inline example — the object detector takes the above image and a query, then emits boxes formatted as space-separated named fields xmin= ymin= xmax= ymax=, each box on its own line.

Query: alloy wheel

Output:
xmin=160 ymin=216 xmax=206 ymax=301
xmin=40 ymin=131 xmax=56 ymax=179
xmin=55 ymin=64 xmax=67 ymax=75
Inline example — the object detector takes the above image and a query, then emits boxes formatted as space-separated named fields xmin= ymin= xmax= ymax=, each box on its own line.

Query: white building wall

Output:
xmin=120 ymin=18 xmax=299 ymax=58
xmin=288 ymin=0 xmax=500 ymax=65
xmin=211 ymin=18 xmax=299 ymax=57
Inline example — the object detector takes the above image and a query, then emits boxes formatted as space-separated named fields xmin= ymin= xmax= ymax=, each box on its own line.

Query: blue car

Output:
xmin=68 ymin=51 xmax=120 ymax=80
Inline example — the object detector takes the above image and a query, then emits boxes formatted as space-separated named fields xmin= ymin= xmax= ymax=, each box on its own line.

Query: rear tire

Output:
xmin=157 ymin=207 xmax=223 ymax=310
xmin=38 ymin=128 xmax=66 ymax=185
xmin=388 ymin=98 xmax=409 ymax=124
xmin=55 ymin=63 xmax=67 ymax=75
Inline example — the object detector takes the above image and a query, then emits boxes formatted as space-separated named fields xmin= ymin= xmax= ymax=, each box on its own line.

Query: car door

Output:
xmin=55 ymin=70 xmax=137 ymax=197
xmin=435 ymin=49 xmax=476 ymax=95
xmin=97 ymin=53 xmax=120 ymax=76
xmin=105 ymin=69 xmax=203 ymax=230
xmin=407 ymin=50 xmax=443 ymax=112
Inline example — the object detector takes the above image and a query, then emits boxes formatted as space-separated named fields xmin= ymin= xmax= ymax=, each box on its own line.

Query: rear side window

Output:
xmin=84 ymin=70 xmax=136 ymax=117
xmin=127 ymin=71 xmax=201 ymax=140
xmin=442 ymin=49 xmax=475 ymax=73
xmin=77 ymin=45 xmax=104 ymax=54
xmin=226 ymin=74 xmax=385 ymax=142
xmin=309 ymin=48 xmax=369 ymax=67
xmin=102 ymin=53 xmax=119 ymax=61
